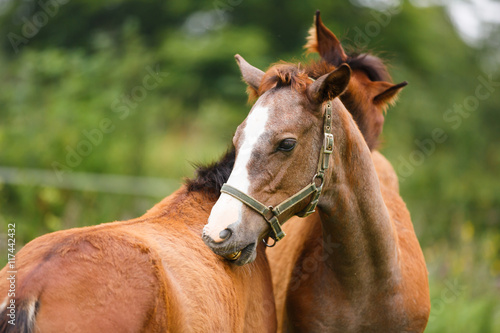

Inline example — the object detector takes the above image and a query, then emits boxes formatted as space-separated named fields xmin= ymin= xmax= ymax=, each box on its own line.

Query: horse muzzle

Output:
xmin=202 ymin=232 xmax=257 ymax=266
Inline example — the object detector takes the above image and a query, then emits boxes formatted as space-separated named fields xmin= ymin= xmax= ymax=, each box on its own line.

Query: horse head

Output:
xmin=307 ymin=10 xmax=408 ymax=150
xmin=202 ymin=55 xmax=351 ymax=265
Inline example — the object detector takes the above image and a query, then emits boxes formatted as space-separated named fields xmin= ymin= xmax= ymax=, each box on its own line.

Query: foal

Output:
xmin=267 ymin=12 xmax=430 ymax=332
xmin=0 ymin=171 xmax=276 ymax=332
xmin=202 ymin=55 xmax=429 ymax=332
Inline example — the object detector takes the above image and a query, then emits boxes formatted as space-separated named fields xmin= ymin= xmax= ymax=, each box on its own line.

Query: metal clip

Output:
xmin=323 ymin=133 xmax=334 ymax=154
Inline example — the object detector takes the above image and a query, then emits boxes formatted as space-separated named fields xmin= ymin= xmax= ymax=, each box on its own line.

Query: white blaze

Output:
xmin=204 ymin=103 xmax=269 ymax=242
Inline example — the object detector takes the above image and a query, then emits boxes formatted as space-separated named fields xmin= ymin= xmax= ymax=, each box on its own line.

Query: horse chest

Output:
xmin=284 ymin=267 xmax=352 ymax=332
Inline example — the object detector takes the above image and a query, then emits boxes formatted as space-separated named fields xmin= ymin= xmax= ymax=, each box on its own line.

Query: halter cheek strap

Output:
xmin=220 ymin=101 xmax=334 ymax=244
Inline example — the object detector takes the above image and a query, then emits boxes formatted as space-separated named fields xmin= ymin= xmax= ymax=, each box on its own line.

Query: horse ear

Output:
xmin=373 ymin=81 xmax=408 ymax=106
xmin=234 ymin=54 xmax=264 ymax=91
xmin=305 ymin=11 xmax=347 ymax=65
xmin=307 ymin=64 xmax=351 ymax=104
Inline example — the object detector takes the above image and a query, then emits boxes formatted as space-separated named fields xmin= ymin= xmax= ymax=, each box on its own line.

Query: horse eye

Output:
xmin=277 ymin=138 xmax=297 ymax=152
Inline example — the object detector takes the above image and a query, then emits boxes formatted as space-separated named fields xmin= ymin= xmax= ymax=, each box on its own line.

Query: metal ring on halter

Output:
xmin=263 ymin=237 xmax=277 ymax=247
xmin=313 ymin=173 xmax=325 ymax=188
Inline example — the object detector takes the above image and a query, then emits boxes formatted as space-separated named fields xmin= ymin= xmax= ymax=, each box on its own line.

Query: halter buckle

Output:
xmin=323 ymin=133 xmax=334 ymax=154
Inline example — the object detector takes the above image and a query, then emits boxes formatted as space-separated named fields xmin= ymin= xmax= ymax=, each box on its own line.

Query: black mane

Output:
xmin=346 ymin=53 xmax=392 ymax=82
xmin=186 ymin=147 xmax=235 ymax=196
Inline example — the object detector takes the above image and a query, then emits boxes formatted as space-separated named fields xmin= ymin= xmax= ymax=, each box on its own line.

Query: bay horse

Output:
xmin=0 ymin=166 xmax=276 ymax=332
xmin=202 ymin=13 xmax=430 ymax=332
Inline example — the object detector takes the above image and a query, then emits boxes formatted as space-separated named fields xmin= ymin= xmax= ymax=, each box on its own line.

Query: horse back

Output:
xmin=0 ymin=222 xmax=170 ymax=332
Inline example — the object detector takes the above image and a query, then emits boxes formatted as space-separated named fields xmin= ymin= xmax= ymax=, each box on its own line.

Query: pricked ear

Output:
xmin=373 ymin=81 xmax=408 ymax=106
xmin=307 ymin=64 xmax=351 ymax=104
xmin=304 ymin=11 xmax=347 ymax=65
xmin=234 ymin=54 xmax=264 ymax=91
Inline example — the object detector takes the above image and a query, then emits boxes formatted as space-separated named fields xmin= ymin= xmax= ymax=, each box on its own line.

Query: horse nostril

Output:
xmin=219 ymin=228 xmax=232 ymax=240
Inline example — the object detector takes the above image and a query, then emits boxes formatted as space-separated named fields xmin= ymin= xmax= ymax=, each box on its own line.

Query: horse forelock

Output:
xmin=258 ymin=62 xmax=311 ymax=96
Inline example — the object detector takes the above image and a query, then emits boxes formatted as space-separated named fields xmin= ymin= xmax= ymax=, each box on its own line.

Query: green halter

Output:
xmin=220 ymin=101 xmax=334 ymax=245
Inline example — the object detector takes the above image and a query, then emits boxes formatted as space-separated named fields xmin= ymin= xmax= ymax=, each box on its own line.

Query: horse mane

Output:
xmin=346 ymin=53 xmax=392 ymax=82
xmin=303 ymin=53 xmax=391 ymax=83
xmin=186 ymin=148 xmax=235 ymax=197
xmin=187 ymin=54 xmax=392 ymax=196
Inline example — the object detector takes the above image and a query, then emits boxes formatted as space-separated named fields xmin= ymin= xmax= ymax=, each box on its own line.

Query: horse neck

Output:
xmin=143 ymin=186 xmax=215 ymax=231
xmin=317 ymin=105 xmax=399 ymax=293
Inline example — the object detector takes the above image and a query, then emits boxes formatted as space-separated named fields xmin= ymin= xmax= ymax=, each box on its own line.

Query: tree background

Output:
xmin=0 ymin=0 xmax=499 ymax=331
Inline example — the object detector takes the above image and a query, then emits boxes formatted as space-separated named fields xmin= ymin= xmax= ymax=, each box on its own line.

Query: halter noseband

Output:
xmin=220 ymin=101 xmax=334 ymax=246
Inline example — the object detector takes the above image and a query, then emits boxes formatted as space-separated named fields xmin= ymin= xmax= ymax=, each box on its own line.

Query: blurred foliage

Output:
xmin=0 ymin=0 xmax=499 ymax=331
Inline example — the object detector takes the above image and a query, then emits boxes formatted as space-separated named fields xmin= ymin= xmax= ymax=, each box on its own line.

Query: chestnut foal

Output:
xmin=203 ymin=54 xmax=429 ymax=332
xmin=0 ymin=175 xmax=276 ymax=332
